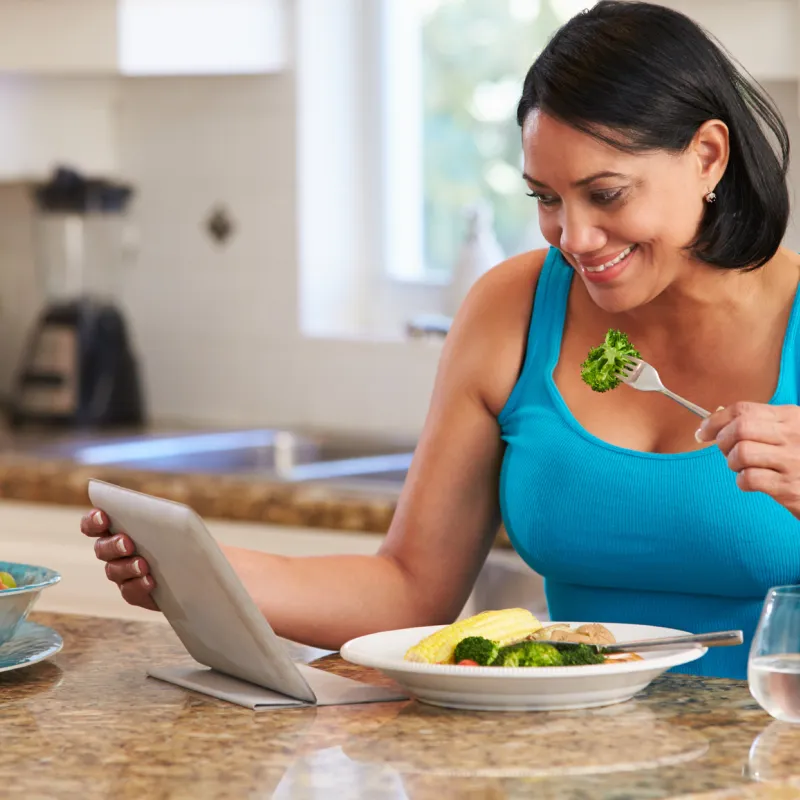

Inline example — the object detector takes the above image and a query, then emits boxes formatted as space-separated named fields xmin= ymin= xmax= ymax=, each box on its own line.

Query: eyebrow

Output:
xmin=522 ymin=170 xmax=631 ymax=188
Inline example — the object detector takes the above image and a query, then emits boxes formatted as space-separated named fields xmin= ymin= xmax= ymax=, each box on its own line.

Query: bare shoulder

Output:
xmin=441 ymin=248 xmax=550 ymax=416
xmin=773 ymin=246 xmax=800 ymax=299
xmin=777 ymin=246 xmax=800 ymax=264
xmin=778 ymin=245 xmax=800 ymax=275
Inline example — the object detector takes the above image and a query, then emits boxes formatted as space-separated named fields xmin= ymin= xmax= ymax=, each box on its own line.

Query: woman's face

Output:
xmin=521 ymin=110 xmax=723 ymax=312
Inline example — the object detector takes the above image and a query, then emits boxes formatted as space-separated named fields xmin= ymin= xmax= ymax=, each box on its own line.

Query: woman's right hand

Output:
xmin=80 ymin=509 xmax=159 ymax=611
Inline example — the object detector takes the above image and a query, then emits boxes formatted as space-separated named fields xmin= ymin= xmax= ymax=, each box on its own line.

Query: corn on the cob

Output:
xmin=404 ymin=608 xmax=542 ymax=664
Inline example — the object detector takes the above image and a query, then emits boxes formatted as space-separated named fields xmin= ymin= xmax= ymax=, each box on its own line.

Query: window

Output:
xmin=382 ymin=0 xmax=597 ymax=281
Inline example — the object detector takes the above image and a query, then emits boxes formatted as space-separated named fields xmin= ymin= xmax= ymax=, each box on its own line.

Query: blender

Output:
xmin=9 ymin=167 xmax=146 ymax=429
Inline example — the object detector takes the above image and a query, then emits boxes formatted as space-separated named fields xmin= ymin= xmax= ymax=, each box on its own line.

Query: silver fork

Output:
xmin=620 ymin=357 xmax=711 ymax=419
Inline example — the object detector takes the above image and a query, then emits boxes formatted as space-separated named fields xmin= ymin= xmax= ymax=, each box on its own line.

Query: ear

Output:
xmin=691 ymin=119 xmax=729 ymax=188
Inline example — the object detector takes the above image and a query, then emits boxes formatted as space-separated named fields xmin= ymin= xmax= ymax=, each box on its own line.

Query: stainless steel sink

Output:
xmin=31 ymin=428 xmax=415 ymax=490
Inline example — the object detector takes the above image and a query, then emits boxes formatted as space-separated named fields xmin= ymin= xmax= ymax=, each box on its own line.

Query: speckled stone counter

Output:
xmin=1 ymin=612 xmax=798 ymax=799
xmin=0 ymin=452 xmax=514 ymax=546
xmin=0 ymin=452 xmax=399 ymax=533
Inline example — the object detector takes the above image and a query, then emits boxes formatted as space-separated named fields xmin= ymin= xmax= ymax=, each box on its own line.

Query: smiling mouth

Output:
xmin=581 ymin=245 xmax=637 ymax=273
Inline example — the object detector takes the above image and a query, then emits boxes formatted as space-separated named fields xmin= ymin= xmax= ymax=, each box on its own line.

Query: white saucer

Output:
xmin=0 ymin=621 xmax=63 ymax=674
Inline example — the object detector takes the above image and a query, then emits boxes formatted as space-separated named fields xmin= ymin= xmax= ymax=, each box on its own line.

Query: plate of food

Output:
xmin=340 ymin=609 xmax=710 ymax=711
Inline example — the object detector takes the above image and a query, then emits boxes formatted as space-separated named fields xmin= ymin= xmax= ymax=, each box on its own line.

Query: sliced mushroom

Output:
xmin=575 ymin=623 xmax=616 ymax=645
xmin=528 ymin=622 xmax=617 ymax=646
xmin=529 ymin=624 xmax=572 ymax=641
xmin=546 ymin=629 xmax=594 ymax=643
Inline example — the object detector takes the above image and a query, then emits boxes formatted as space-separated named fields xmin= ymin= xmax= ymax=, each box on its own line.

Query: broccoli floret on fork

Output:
xmin=580 ymin=329 xmax=641 ymax=393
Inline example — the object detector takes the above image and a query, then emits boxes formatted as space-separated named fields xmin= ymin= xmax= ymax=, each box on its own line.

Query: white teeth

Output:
xmin=583 ymin=245 xmax=635 ymax=273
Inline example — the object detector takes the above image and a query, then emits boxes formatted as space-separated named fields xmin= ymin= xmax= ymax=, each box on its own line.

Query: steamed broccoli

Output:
xmin=553 ymin=643 xmax=606 ymax=666
xmin=580 ymin=329 xmax=640 ymax=392
xmin=492 ymin=641 xmax=564 ymax=667
xmin=453 ymin=636 xmax=500 ymax=666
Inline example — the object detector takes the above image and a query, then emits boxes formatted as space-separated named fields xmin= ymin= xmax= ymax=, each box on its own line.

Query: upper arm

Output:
xmin=379 ymin=249 xmax=548 ymax=623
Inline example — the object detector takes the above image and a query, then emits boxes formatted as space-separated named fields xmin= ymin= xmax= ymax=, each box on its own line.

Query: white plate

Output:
xmin=340 ymin=621 xmax=706 ymax=711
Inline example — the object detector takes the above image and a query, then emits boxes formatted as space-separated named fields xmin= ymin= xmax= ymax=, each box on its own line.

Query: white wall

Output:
xmin=763 ymin=80 xmax=800 ymax=251
xmin=658 ymin=0 xmax=799 ymax=81
xmin=113 ymin=73 xmax=441 ymax=436
xmin=0 ymin=76 xmax=118 ymax=180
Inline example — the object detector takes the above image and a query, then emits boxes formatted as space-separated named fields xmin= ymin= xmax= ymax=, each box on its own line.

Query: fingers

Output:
xmin=93 ymin=533 xmax=137 ymax=563
xmin=82 ymin=510 xmax=140 ymax=576
xmin=81 ymin=508 xmax=159 ymax=611
xmin=696 ymin=403 xmax=775 ymax=442
xmin=696 ymin=402 xmax=782 ymax=446
xmin=726 ymin=441 xmax=788 ymax=474
xmin=102 ymin=549 xmax=160 ymax=612
xmin=80 ymin=509 xmax=110 ymax=536
xmin=105 ymin=555 xmax=150 ymax=584
xmin=736 ymin=467 xmax=783 ymax=496
xmin=119 ymin=577 xmax=159 ymax=611
xmin=716 ymin=416 xmax=785 ymax=458
xmin=694 ymin=405 xmax=733 ymax=443
xmin=699 ymin=403 xmax=800 ymax=512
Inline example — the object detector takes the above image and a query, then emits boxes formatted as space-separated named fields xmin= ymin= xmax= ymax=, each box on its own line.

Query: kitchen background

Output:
xmin=1 ymin=0 xmax=800 ymax=438
xmin=1 ymin=0 xmax=800 ymax=625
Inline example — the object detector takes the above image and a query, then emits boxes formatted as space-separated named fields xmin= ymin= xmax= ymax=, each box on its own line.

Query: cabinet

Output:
xmin=0 ymin=0 xmax=287 ymax=76
xmin=0 ymin=0 xmax=117 ymax=74
xmin=118 ymin=0 xmax=287 ymax=76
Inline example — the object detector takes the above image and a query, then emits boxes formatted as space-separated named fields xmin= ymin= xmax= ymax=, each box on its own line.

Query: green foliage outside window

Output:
xmin=421 ymin=0 xmax=590 ymax=274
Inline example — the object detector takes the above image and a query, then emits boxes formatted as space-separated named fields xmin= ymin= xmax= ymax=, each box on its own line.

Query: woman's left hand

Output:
xmin=696 ymin=402 xmax=800 ymax=518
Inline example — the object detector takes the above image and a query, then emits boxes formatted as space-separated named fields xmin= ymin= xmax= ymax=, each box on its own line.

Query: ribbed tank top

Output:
xmin=498 ymin=247 xmax=800 ymax=678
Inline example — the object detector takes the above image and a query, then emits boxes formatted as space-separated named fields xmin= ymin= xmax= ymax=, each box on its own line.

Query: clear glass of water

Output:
xmin=748 ymin=585 xmax=800 ymax=723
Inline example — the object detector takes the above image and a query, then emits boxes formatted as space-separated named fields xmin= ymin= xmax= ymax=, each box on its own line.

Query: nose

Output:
xmin=559 ymin=205 xmax=606 ymax=255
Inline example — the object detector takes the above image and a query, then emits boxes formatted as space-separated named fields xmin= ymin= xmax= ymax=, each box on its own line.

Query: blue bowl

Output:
xmin=0 ymin=561 xmax=61 ymax=646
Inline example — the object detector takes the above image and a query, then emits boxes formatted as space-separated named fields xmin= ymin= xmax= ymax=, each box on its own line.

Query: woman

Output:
xmin=81 ymin=1 xmax=800 ymax=679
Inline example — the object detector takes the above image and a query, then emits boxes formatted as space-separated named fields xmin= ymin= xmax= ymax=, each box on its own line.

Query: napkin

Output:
xmin=148 ymin=661 xmax=408 ymax=710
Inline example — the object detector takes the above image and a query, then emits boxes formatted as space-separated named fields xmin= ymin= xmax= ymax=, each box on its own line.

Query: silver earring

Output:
xmin=705 ymin=190 xmax=717 ymax=203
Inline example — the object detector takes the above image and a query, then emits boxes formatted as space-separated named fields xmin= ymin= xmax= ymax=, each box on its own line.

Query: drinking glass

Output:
xmin=748 ymin=585 xmax=800 ymax=723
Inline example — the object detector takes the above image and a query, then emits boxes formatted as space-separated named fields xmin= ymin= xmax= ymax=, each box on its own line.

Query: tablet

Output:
xmin=88 ymin=479 xmax=317 ymax=704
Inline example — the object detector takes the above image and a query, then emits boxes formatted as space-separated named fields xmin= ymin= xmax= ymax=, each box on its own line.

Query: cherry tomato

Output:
xmin=457 ymin=659 xmax=479 ymax=666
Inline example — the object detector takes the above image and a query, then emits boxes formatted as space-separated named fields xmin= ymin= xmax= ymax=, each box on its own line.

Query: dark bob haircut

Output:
xmin=517 ymin=1 xmax=790 ymax=270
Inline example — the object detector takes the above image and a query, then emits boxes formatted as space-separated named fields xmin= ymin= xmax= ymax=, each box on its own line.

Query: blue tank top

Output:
xmin=498 ymin=247 xmax=800 ymax=679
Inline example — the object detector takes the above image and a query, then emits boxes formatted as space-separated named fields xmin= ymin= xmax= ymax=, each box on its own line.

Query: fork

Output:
xmin=555 ymin=629 xmax=743 ymax=654
xmin=620 ymin=357 xmax=711 ymax=419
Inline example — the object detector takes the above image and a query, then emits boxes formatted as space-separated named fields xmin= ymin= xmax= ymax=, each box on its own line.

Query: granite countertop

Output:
xmin=0 ymin=451 xmax=400 ymax=534
xmin=2 ymin=611 xmax=798 ymax=799
xmin=0 ymin=439 xmax=513 ymax=546
xmin=0 ymin=419 xmax=402 ymax=534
